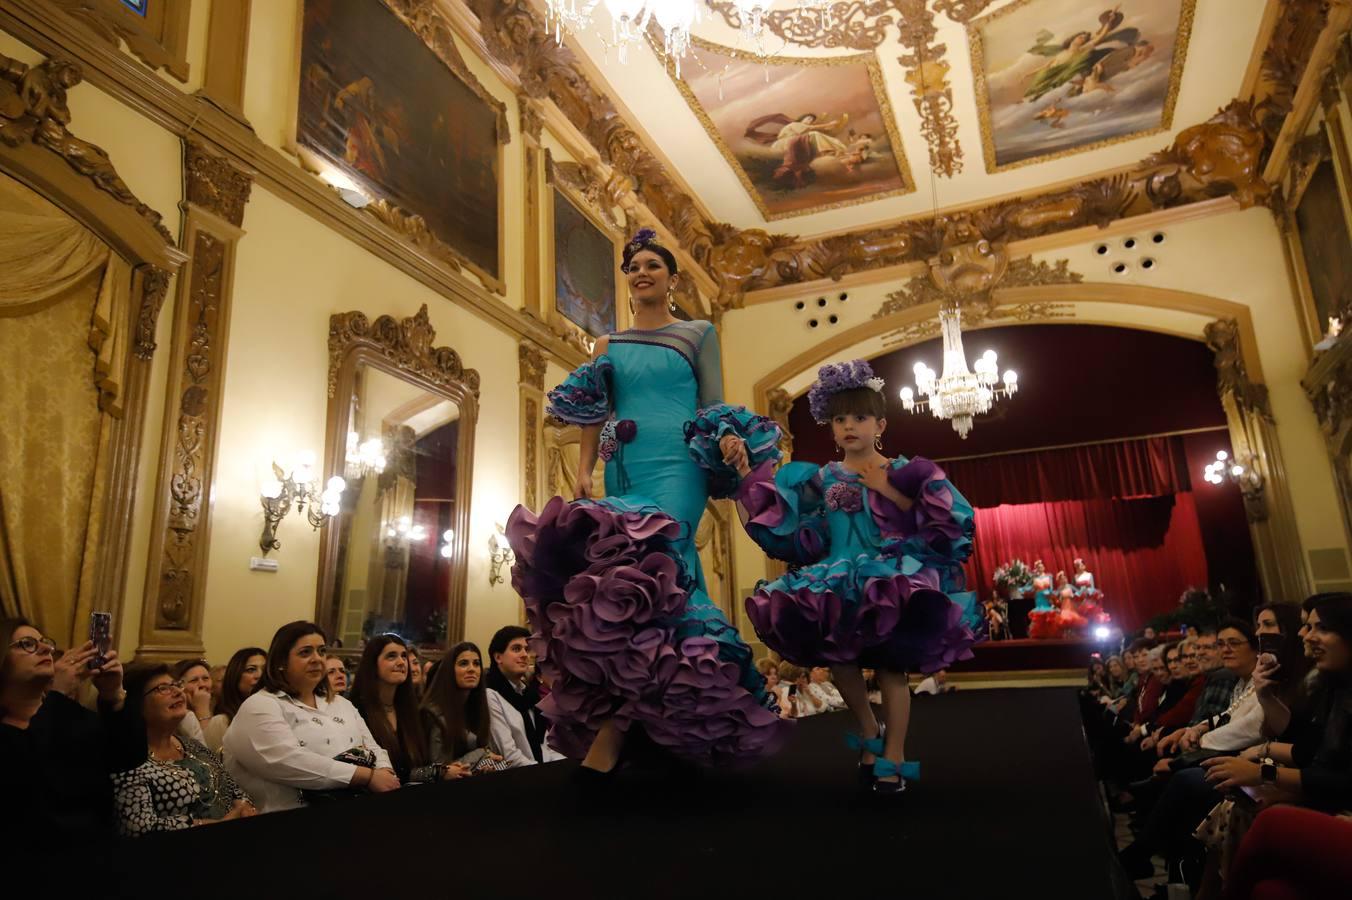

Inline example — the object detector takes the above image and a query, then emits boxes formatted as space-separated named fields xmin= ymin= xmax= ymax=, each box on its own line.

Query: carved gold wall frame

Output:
xmin=286 ymin=0 xmax=510 ymax=296
xmin=967 ymin=0 xmax=1197 ymax=174
xmin=543 ymin=149 xmax=629 ymax=353
xmin=49 ymin=0 xmax=192 ymax=82
xmin=0 ymin=51 xmax=186 ymax=640
xmin=319 ymin=305 xmax=480 ymax=645
xmin=659 ymin=35 xmax=915 ymax=220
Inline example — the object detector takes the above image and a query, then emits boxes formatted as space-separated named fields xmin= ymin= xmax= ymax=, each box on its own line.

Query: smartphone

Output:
xmin=1257 ymin=632 xmax=1282 ymax=658
xmin=89 ymin=611 xmax=112 ymax=669
xmin=787 ymin=684 xmax=797 ymax=697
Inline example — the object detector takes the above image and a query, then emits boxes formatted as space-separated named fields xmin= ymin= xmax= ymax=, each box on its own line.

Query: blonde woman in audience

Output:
xmin=351 ymin=634 xmax=441 ymax=783
xmin=223 ymin=621 xmax=398 ymax=813
xmin=199 ymin=647 xmax=266 ymax=752
xmin=324 ymin=655 xmax=349 ymax=697
xmin=110 ymin=664 xmax=254 ymax=835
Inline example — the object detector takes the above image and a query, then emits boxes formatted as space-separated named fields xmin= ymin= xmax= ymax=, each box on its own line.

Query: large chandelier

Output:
xmin=898 ymin=305 xmax=1018 ymax=440
xmin=544 ymin=1 xmax=829 ymax=68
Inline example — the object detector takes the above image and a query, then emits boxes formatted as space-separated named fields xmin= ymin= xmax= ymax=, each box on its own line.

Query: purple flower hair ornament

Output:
xmin=807 ymin=359 xmax=886 ymax=424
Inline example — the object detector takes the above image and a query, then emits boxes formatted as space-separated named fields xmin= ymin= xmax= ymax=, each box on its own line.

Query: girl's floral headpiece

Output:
xmin=807 ymin=359 xmax=885 ymax=424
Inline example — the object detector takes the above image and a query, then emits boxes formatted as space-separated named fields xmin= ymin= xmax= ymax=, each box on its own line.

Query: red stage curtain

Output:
xmin=963 ymin=493 xmax=1210 ymax=631
xmin=939 ymin=435 xmax=1192 ymax=507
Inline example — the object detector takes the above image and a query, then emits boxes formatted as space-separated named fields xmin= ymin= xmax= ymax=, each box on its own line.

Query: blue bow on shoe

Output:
xmin=845 ymin=731 xmax=885 ymax=756
xmin=872 ymin=758 xmax=921 ymax=780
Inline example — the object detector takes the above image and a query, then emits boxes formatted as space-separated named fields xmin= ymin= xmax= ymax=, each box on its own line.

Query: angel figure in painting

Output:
xmin=744 ymin=112 xmax=854 ymax=189
xmin=1022 ymin=6 xmax=1145 ymax=103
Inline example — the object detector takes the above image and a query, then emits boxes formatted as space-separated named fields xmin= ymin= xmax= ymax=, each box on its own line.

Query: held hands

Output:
xmin=719 ymin=434 xmax=750 ymax=477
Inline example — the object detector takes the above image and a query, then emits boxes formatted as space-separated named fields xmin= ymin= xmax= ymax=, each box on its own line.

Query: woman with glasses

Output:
xmin=110 ymin=664 xmax=254 ymax=835
xmin=199 ymin=647 xmax=266 ymax=752
xmin=222 ymin=621 xmax=398 ymax=813
xmin=0 ymin=616 xmax=125 ymax=854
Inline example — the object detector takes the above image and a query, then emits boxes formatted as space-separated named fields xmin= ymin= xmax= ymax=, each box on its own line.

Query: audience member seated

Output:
xmin=915 ymin=670 xmax=957 ymax=696
xmin=0 ymin=617 xmax=125 ymax=856
xmin=172 ymin=658 xmax=215 ymax=746
xmin=223 ymin=621 xmax=398 ymax=812
xmin=209 ymin=664 xmax=226 ymax=711
xmin=422 ymin=641 xmax=503 ymax=777
xmin=324 ymin=655 xmax=349 ymax=698
xmin=1136 ymin=642 xmax=1206 ymax=756
xmin=351 ymin=633 xmax=440 ymax=784
xmin=109 ymin=664 xmax=255 ymax=835
xmin=200 ymin=647 xmax=266 ymax=752
xmin=810 ymin=667 xmax=847 ymax=709
xmin=406 ymin=643 xmax=425 ymax=698
xmin=781 ymin=665 xmax=827 ymax=718
xmin=485 ymin=625 xmax=563 ymax=768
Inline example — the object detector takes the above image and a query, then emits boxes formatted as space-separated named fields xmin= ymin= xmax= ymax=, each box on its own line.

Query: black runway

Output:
xmin=124 ymin=687 xmax=1129 ymax=899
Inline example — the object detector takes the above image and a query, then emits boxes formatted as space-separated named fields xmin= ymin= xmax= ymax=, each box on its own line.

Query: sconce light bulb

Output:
xmin=260 ymin=479 xmax=283 ymax=500
xmin=327 ymin=476 xmax=347 ymax=492
xmin=386 ymin=528 xmax=397 ymax=538
xmin=440 ymin=544 xmax=453 ymax=559
xmin=1230 ymin=465 xmax=1245 ymax=478
xmin=1216 ymin=450 xmax=1228 ymax=462
xmin=443 ymin=529 xmax=454 ymax=542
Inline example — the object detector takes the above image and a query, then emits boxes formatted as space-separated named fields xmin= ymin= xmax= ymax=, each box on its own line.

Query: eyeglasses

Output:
xmin=9 ymin=636 xmax=57 ymax=655
xmin=1217 ymin=638 xmax=1252 ymax=649
xmin=144 ymin=680 xmax=185 ymax=698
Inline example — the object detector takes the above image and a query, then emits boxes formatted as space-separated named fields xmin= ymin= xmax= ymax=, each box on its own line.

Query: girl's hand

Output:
xmin=719 ymin=434 xmax=750 ymax=477
xmin=860 ymin=462 xmax=911 ymax=510
xmin=574 ymin=470 xmax=593 ymax=500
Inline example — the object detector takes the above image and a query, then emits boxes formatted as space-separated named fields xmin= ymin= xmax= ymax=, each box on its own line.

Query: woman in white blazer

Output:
xmin=223 ymin=621 xmax=398 ymax=812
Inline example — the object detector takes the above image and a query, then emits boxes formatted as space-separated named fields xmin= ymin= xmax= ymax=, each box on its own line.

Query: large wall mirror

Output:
xmin=319 ymin=306 xmax=478 ymax=650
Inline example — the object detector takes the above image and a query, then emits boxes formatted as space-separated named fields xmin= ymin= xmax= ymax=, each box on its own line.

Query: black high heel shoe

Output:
xmin=846 ymin=726 xmax=885 ymax=790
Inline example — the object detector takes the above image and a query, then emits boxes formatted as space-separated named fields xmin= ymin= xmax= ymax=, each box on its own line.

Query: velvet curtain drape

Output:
xmin=0 ymin=173 xmax=131 ymax=644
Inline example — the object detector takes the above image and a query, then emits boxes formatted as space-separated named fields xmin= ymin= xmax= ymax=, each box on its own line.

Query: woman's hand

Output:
xmin=1156 ymin=729 xmax=1183 ymax=757
xmin=1252 ymin=653 xmax=1280 ymax=697
xmin=367 ymin=768 xmax=401 ymax=793
xmin=186 ymin=679 xmax=212 ymax=719
xmin=51 ymin=642 xmax=98 ymax=697
xmin=574 ymin=470 xmax=593 ymax=500
xmin=442 ymin=763 xmax=471 ymax=780
xmin=1202 ymin=756 xmax=1262 ymax=790
xmin=91 ymin=650 xmax=125 ymax=705
xmin=221 ymin=799 xmax=256 ymax=821
xmin=719 ymin=434 xmax=750 ymax=477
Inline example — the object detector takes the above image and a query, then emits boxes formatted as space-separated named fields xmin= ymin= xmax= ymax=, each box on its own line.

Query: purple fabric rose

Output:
xmin=615 ymin=419 xmax=637 ymax=443
xmin=564 ymin=554 xmax=686 ymax=627
xmin=825 ymin=481 xmax=863 ymax=513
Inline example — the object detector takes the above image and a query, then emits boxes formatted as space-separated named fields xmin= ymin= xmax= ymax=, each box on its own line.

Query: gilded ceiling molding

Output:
xmin=875 ymin=255 xmax=1083 ymax=319
xmin=882 ymin=300 xmax=1074 ymax=347
xmin=519 ymin=340 xmax=547 ymax=390
xmin=546 ymin=151 xmax=627 ymax=233
xmin=1253 ymin=0 xmax=1333 ymax=141
xmin=1205 ymin=317 xmax=1274 ymax=423
xmin=327 ymin=305 xmax=482 ymax=400
xmin=184 ymin=139 xmax=253 ymax=227
xmin=48 ymin=0 xmax=191 ymax=82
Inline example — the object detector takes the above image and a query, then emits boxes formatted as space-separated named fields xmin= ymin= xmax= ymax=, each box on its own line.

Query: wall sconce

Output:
xmin=487 ymin=524 xmax=514 ymax=587
xmin=385 ymin=515 xmax=428 ymax=546
xmin=1202 ymin=450 xmax=1268 ymax=521
xmin=259 ymin=452 xmax=345 ymax=555
xmin=439 ymin=529 xmax=455 ymax=559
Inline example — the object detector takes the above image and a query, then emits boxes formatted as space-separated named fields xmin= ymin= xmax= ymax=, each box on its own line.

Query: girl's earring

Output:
xmin=874 ymin=435 xmax=883 ymax=451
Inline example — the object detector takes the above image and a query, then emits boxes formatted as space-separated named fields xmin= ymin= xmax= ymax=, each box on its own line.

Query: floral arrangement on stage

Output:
xmin=992 ymin=559 xmax=1031 ymax=597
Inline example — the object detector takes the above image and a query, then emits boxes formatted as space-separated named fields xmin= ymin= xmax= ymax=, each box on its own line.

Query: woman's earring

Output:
xmin=874 ymin=435 xmax=883 ymax=451
xmin=667 ymin=287 xmax=676 ymax=313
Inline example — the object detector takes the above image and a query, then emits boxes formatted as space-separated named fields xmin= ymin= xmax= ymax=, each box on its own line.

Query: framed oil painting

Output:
xmin=1294 ymin=157 xmax=1352 ymax=341
xmin=670 ymin=39 xmax=914 ymax=220
xmin=297 ymin=0 xmax=505 ymax=286
xmin=969 ymin=0 xmax=1196 ymax=172
xmin=548 ymin=181 xmax=622 ymax=342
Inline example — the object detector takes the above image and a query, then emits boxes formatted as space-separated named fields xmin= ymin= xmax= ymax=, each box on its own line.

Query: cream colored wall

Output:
xmin=720 ymin=206 xmax=1348 ymax=602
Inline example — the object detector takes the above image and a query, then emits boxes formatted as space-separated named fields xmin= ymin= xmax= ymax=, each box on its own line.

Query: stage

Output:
xmin=122 ymin=688 xmax=1130 ymax=899
xmin=951 ymin=636 xmax=1109 ymax=674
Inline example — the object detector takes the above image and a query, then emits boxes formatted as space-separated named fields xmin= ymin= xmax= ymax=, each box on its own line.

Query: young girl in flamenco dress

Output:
xmin=714 ymin=360 xmax=980 ymax=795
xmin=505 ymin=229 xmax=790 ymax=778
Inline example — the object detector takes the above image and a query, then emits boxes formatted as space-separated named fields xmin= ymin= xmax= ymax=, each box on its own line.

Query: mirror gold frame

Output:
xmin=318 ymin=305 xmax=479 ymax=646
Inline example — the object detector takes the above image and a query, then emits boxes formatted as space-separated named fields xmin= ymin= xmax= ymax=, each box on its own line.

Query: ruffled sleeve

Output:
xmin=545 ymin=355 xmax=614 ymax=425
xmin=870 ymin=456 xmax=975 ymax=567
xmin=684 ymin=403 xmax=784 ymax=499
xmin=734 ymin=460 xmax=828 ymax=565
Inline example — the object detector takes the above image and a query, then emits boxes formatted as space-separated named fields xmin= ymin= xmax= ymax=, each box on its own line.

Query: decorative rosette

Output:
xmin=597 ymin=418 xmax=638 ymax=462
xmin=825 ymin=481 xmax=863 ymax=513
xmin=546 ymin=355 xmax=614 ymax=426
xmin=807 ymin=359 xmax=885 ymax=425
xmin=684 ymin=403 xmax=783 ymax=499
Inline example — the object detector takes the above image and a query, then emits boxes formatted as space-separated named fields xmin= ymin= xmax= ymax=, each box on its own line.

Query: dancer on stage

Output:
xmin=730 ymin=360 xmax=980 ymax=795
xmin=506 ymin=228 xmax=789 ymax=777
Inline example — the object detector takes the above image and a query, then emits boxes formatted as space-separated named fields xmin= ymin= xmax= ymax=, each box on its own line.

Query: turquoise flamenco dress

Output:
xmin=722 ymin=456 xmax=982 ymax=671
xmin=505 ymin=320 xmax=790 ymax=765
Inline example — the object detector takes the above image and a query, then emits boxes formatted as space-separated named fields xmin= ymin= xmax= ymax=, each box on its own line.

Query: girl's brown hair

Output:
xmin=420 ymin=641 xmax=490 ymax=759
xmin=352 ymin=634 xmax=428 ymax=775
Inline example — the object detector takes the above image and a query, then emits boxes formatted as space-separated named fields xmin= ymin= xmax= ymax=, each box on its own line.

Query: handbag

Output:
xmin=301 ymin=746 xmax=379 ymax=803
xmin=456 ymin=747 xmax=510 ymax=774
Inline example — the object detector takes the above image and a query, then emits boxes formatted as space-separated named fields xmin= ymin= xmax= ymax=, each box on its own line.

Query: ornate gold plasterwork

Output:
xmin=327 ymin=305 xmax=481 ymax=400
xmin=1253 ymin=0 xmax=1332 ymax=141
xmin=968 ymin=0 xmax=1197 ymax=175
xmin=185 ymin=140 xmax=253 ymax=228
xmin=875 ymin=254 xmax=1082 ymax=318
xmin=519 ymin=341 xmax=547 ymax=389
xmin=134 ymin=266 xmax=171 ymax=360
xmin=766 ymin=386 xmax=795 ymax=459
xmin=1205 ymin=317 xmax=1273 ymax=422
xmin=50 ymin=0 xmax=191 ymax=82
xmin=882 ymin=301 xmax=1074 ymax=347
xmin=0 ymin=52 xmax=174 ymax=245
xmin=658 ymin=35 xmax=915 ymax=219
xmin=546 ymin=151 xmax=627 ymax=233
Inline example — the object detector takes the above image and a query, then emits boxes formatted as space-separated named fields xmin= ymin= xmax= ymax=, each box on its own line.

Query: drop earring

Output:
xmin=667 ymin=287 xmax=676 ymax=313
xmin=874 ymin=435 xmax=883 ymax=451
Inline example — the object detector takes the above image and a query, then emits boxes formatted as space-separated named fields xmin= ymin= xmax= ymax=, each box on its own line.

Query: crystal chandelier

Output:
xmin=344 ymin=430 xmax=387 ymax=479
xmin=543 ymin=1 xmax=830 ymax=69
xmin=898 ymin=305 xmax=1018 ymax=440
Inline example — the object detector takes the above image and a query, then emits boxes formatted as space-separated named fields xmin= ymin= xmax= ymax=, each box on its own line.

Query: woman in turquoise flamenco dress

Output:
xmin=506 ymin=229 xmax=789 ymax=778
xmin=718 ymin=360 xmax=980 ymax=796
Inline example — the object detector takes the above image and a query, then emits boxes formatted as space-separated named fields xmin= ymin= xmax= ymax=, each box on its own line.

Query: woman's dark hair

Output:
xmin=218 ymin=646 xmax=267 ymax=722
xmin=111 ymin=663 xmax=174 ymax=773
xmin=488 ymin=625 xmax=531 ymax=663
xmin=1305 ymin=593 xmax=1352 ymax=656
xmin=621 ymin=236 xmax=678 ymax=276
xmin=420 ymin=641 xmax=490 ymax=759
xmin=1255 ymin=602 xmax=1311 ymax=698
xmin=172 ymin=658 xmax=211 ymax=681
xmin=825 ymin=386 xmax=886 ymax=421
xmin=352 ymin=634 xmax=427 ymax=776
xmin=0 ymin=616 xmax=36 ymax=711
xmin=1217 ymin=616 xmax=1257 ymax=647
xmin=260 ymin=621 xmax=330 ymax=698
